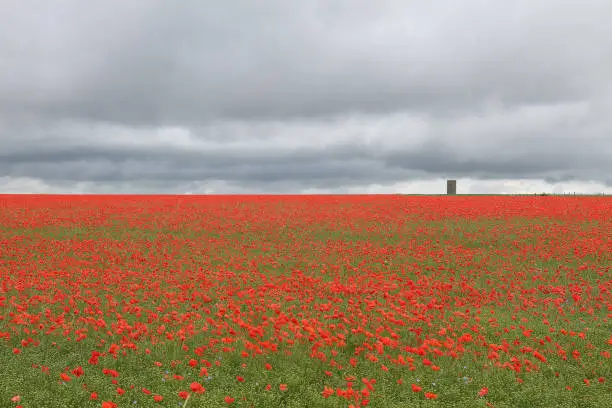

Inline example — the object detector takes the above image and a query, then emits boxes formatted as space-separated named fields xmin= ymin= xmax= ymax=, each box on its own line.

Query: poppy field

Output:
xmin=0 ymin=195 xmax=610 ymax=408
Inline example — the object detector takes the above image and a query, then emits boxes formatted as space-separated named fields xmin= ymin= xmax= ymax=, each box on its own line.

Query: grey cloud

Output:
xmin=1 ymin=0 xmax=611 ymax=193
xmin=2 ymin=1 xmax=611 ymax=125
xmin=1 ymin=111 xmax=610 ymax=189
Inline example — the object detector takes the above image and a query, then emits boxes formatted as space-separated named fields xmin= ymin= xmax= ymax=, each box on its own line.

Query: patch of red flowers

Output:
xmin=0 ymin=195 xmax=610 ymax=406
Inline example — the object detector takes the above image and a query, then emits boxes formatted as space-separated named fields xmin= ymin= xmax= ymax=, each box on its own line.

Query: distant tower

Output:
xmin=447 ymin=179 xmax=457 ymax=195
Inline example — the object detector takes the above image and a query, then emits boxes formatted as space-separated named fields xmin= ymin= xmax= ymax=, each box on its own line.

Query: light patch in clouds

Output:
xmin=2 ymin=176 xmax=611 ymax=196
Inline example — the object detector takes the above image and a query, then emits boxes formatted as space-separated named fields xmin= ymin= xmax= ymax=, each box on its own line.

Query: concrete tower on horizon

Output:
xmin=447 ymin=179 xmax=457 ymax=195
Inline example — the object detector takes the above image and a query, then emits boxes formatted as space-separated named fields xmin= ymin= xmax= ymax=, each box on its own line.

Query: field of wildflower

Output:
xmin=0 ymin=195 xmax=610 ymax=408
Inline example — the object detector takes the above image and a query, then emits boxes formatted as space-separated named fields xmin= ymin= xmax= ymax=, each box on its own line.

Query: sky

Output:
xmin=1 ymin=0 xmax=612 ymax=194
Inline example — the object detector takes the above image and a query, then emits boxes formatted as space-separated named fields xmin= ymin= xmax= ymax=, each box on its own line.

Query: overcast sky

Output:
xmin=1 ymin=0 xmax=611 ymax=194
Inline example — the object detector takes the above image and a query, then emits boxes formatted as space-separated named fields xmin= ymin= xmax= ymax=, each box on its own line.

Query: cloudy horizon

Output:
xmin=1 ymin=0 xmax=612 ymax=194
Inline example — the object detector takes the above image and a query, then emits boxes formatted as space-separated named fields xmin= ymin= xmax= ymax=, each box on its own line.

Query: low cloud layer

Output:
xmin=1 ymin=0 xmax=611 ymax=193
